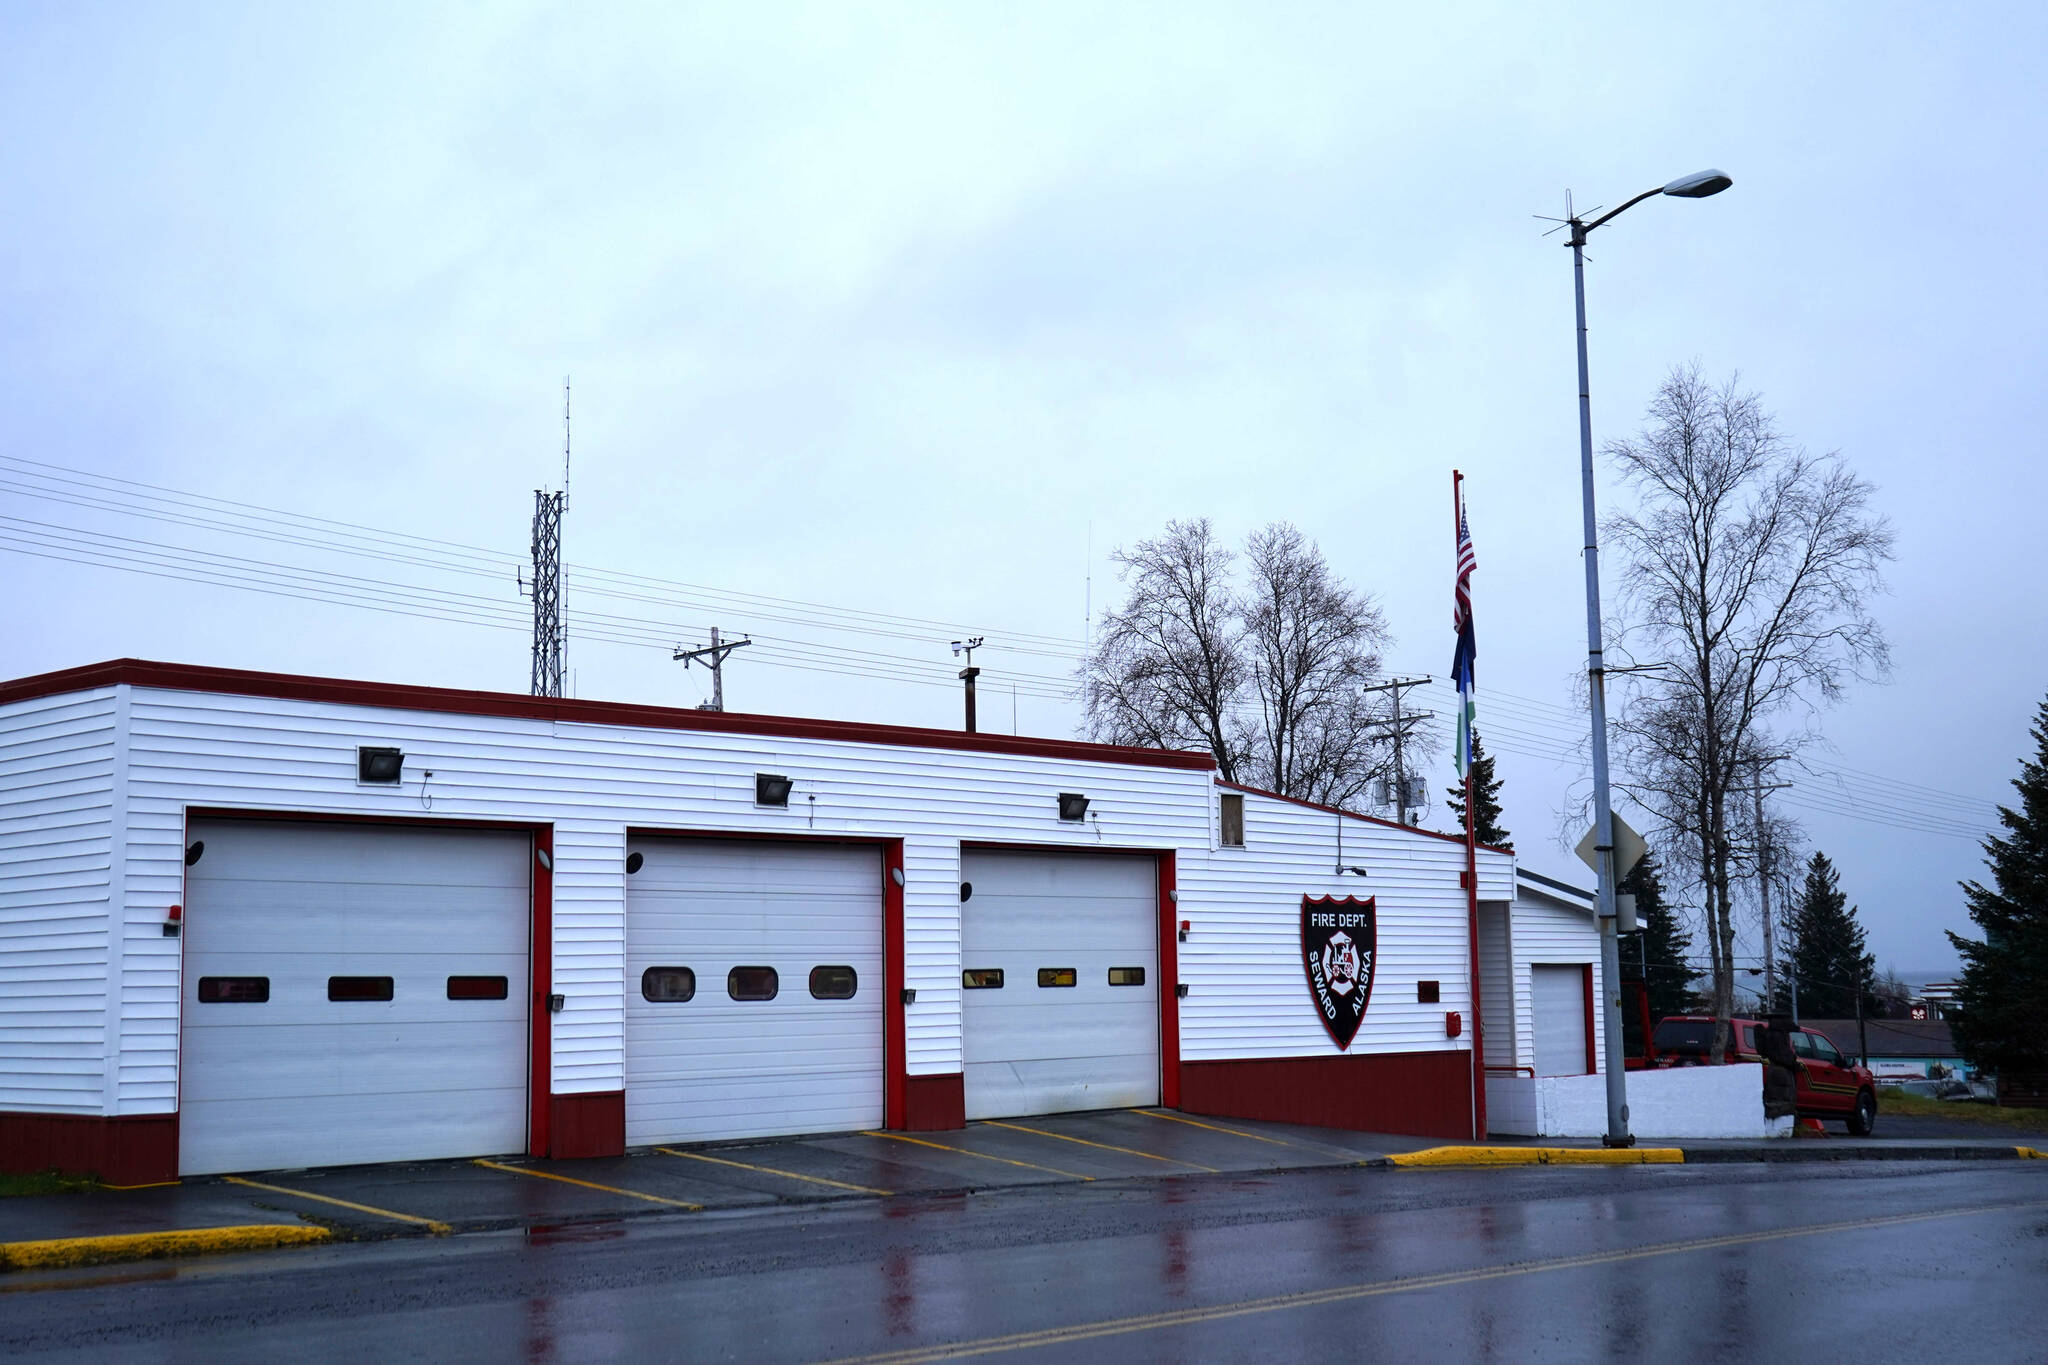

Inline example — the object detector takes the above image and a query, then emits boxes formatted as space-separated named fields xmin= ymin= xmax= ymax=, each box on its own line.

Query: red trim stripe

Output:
xmin=0 ymin=659 xmax=1215 ymax=772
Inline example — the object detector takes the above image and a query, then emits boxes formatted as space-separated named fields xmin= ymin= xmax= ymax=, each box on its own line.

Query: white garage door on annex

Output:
xmin=624 ymin=838 xmax=885 ymax=1145
xmin=179 ymin=819 xmax=533 ymax=1176
xmin=960 ymin=849 xmax=1160 ymax=1120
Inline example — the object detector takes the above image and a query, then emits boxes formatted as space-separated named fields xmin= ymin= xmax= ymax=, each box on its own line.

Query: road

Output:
xmin=5 ymin=1160 xmax=2044 ymax=1362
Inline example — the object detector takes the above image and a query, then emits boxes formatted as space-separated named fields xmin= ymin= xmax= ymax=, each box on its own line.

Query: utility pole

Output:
xmin=952 ymin=637 xmax=984 ymax=733
xmin=1732 ymin=764 xmax=1793 ymax=1007
xmin=674 ymin=627 xmax=752 ymax=711
xmin=1360 ymin=676 xmax=1433 ymax=823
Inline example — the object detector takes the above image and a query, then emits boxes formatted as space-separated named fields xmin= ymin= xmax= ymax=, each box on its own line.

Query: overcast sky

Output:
xmin=5 ymin=3 xmax=2042 ymax=982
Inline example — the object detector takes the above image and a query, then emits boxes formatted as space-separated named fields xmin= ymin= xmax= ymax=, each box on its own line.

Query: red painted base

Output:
xmin=549 ymin=1091 xmax=626 ymax=1158
xmin=0 ymin=1112 xmax=179 ymax=1186
xmin=1179 ymin=1051 xmax=1475 ymax=1140
xmin=901 ymin=1074 xmax=965 ymax=1131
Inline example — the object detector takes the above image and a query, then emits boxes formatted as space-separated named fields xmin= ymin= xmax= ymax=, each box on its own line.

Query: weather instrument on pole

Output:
xmin=951 ymin=637 xmax=985 ymax=733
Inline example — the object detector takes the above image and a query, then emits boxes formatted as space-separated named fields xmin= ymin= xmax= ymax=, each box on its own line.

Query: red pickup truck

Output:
xmin=1648 ymin=1015 xmax=1879 ymax=1135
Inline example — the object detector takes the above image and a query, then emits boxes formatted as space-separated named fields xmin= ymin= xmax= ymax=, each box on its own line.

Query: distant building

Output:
xmin=1799 ymin=1017 xmax=1971 ymax=1081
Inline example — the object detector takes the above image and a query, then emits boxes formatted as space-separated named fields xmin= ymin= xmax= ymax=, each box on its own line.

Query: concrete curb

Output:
xmin=1681 ymin=1143 xmax=2046 ymax=1164
xmin=0 ymin=1224 xmax=331 ymax=1273
xmin=1380 ymin=1146 xmax=1684 ymax=1168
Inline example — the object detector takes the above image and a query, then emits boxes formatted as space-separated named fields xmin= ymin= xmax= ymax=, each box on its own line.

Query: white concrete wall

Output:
xmin=1489 ymin=1063 xmax=1788 ymax=1139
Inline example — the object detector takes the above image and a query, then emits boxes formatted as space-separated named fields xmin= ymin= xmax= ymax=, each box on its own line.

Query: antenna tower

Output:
xmin=529 ymin=378 xmax=570 ymax=698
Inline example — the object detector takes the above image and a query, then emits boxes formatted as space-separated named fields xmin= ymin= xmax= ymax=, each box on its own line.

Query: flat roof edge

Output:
xmin=0 ymin=659 xmax=1218 ymax=772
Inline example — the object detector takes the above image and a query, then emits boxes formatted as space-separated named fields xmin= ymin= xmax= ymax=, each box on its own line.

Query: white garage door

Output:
xmin=625 ymin=838 xmax=884 ymax=1145
xmin=180 ymin=819 xmax=532 ymax=1176
xmin=1532 ymin=964 xmax=1591 ymax=1077
xmin=960 ymin=849 xmax=1159 ymax=1120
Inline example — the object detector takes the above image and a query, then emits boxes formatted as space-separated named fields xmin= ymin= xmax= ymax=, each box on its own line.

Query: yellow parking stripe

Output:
xmin=980 ymin=1121 xmax=1220 ymax=1173
xmin=658 ymin=1148 xmax=892 ymax=1196
xmin=1136 ymin=1110 xmax=1372 ymax=1161
xmin=859 ymin=1131 xmax=1094 ymax=1181
xmin=472 ymin=1159 xmax=703 ymax=1210
xmin=223 ymin=1176 xmax=453 ymax=1234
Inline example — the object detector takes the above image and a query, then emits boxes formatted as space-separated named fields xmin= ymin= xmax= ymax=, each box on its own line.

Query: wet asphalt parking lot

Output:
xmin=4 ymin=1142 xmax=2045 ymax=1362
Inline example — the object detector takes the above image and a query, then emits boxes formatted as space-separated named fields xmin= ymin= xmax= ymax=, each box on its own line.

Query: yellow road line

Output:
xmin=472 ymin=1159 xmax=703 ymax=1210
xmin=980 ymin=1121 xmax=1220 ymax=1173
xmin=818 ymin=1197 xmax=2048 ymax=1364
xmin=0 ymin=1224 xmax=329 ymax=1273
xmin=859 ymin=1131 xmax=1093 ymax=1181
xmin=658 ymin=1148 xmax=893 ymax=1196
xmin=98 ymin=1179 xmax=182 ymax=1191
xmin=222 ymin=1176 xmax=453 ymax=1234
xmin=1387 ymin=1145 xmax=1684 ymax=1168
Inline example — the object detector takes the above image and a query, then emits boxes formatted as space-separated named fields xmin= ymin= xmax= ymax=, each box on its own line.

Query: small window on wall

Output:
xmin=642 ymin=967 xmax=696 ymax=1002
xmin=809 ymin=965 xmax=858 ymax=1000
xmin=1417 ymin=980 xmax=1441 ymax=1004
xmin=197 ymin=976 xmax=269 ymax=1003
xmin=1219 ymin=793 xmax=1245 ymax=847
xmin=963 ymin=969 xmax=1005 ymax=989
xmin=1038 ymin=967 xmax=1078 ymax=988
xmin=328 ymin=976 xmax=394 ymax=1002
xmin=447 ymin=976 xmax=509 ymax=1000
xmin=1108 ymin=967 xmax=1146 ymax=987
xmin=728 ymin=966 xmax=779 ymax=1001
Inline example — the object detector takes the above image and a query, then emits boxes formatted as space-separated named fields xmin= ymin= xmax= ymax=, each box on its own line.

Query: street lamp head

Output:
xmin=1662 ymin=168 xmax=1732 ymax=199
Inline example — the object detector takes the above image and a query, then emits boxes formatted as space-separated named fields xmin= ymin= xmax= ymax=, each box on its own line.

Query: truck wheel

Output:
xmin=1847 ymin=1089 xmax=1876 ymax=1136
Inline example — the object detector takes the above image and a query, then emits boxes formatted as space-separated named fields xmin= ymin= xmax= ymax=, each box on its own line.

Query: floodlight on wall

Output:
xmin=357 ymin=746 xmax=404 ymax=784
xmin=1057 ymin=792 xmax=1090 ymax=822
xmin=756 ymin=773 xmax=793 ymax=807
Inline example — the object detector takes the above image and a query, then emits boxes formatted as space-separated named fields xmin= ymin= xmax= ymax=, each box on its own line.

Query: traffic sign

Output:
xmin=1576 ymin=812 xmax=1647 ymax=884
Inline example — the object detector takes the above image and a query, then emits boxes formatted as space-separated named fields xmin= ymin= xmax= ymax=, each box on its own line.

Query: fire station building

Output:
xmin=0 ymin=660 xmax=1600 ymax=1185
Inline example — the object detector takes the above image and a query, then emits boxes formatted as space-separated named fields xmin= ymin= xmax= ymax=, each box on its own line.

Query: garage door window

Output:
xmin=728 ymin=966 xmax=779 ymax=1001
xmin=328 ymin=976 xmax=395 ymax=1002
xmin=197 ymin=976 xmax=269 ymax=1003
xmin=1037 ymin=967 xmax=1078 ymax=988
xmin=447 ymin=975 xmax=509 ymax=1000
xmin=641 ymin=967 xmax=696 ymax=1002
xmin=1107 ymin=967 xmax=1146 ymax=986
xmin=963 ymin=968 xmax=1005 ymax=989
xmin=808 ymin=965 xmax=858 ymax=999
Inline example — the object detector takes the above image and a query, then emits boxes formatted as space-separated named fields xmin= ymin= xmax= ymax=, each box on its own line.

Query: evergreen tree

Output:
xmin=1444 ymin=728 xmax=1511 ymax=849
xmin=1947 ymin=694 xmax=2048 ymax=1077
xmin=1619 ymin=849 xmax=1696 ymax=1054
xmin=1784 ymin=851 xmax=1877 ymax=1018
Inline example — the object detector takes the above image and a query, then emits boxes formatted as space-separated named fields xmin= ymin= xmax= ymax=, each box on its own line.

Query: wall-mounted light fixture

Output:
xmin=1056 ymin=792 xmax=1090 ymax=822
xmin=900 ymin=987 xmax=917 ymax=1005
xmin=891 ymin=866 xmax=906 ymax=887
xmin=358 ymin=746 xmax=404 ymax=784
xmin=756 ymin=773 xmax=793 ymax=807
xmin=184 ymin=841 xmax=205 ymax=867
xmin=960 ymin=881 xmax=973 ymax=902
xmin=1175 ymin=983 xmax=1190 ymax=999
xmin=625 ymin=852 xmax=644 ymax=875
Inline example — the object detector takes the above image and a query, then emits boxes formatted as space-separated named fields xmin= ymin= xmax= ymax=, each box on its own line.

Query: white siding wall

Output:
xmin=1175 ymin=789 xmax=1511 ymax=1061
xmin=6 ymin=682 xmax=1526 ymax=1118
xmin=1507 ymin=884 xmax=1605 ymax=1077
xmin=0 ymin=687 xmax=119 ymax=1114
xmin=1477 ymin=902 xmax=1515 ymax=1068
xmin=110 ymin=688 xmax=1219 ymax=1110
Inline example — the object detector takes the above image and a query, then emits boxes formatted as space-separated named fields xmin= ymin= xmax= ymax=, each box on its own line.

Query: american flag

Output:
xmin=1451 ymin=485 xmax=1477 ymax=780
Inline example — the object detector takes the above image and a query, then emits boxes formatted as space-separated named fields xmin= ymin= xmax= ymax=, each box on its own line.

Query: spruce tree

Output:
xmin=1619 ymin=849 xmax=1695 ymax=1053
xmin=1445 ymin=728 xmax=1511 ymax=849
xmin=1784 ymin=851 xmax=1877 ymax=1019
xmin=1947 ymin=694 xmax=2048 ymax=1077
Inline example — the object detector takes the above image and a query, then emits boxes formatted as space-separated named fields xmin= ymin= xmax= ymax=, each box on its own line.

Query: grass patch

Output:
xmin=1877 ymin=1089 xmax=2048 ymax=1130
xmin=0 ymin=1168 xmax=101 ymax=1198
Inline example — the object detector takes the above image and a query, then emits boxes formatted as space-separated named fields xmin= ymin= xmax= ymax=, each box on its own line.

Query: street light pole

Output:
xmin=1563 ymin=168 xmax=1731 ymax=1148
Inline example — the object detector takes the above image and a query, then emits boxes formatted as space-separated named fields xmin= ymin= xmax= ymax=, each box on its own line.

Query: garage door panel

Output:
xmin=1532 ymin=964 xmax=1590 ymax=1077
xmin=179 ymin=820 xmax=532 ymax=1176
xmin=625 ymin=839 xmax=884 ymax=1146
xmin=961 ymin=851 xmax=1161 ymax=1120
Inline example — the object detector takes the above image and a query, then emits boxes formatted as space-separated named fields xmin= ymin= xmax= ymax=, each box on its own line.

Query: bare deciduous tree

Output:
xmin=1082 ymin=518 xmax=1394 ymax=807
xmin=1605 ymin=365 xmax=1893 ymax=1061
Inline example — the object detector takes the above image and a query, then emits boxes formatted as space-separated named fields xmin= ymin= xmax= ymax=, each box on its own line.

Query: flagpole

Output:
xmin=1455 ymin=470 xmax=1486 ymax=1141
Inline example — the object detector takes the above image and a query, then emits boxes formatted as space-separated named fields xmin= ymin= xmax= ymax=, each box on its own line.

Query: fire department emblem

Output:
xmin=1301 ymin=894 xmax=1376 ymax=1050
